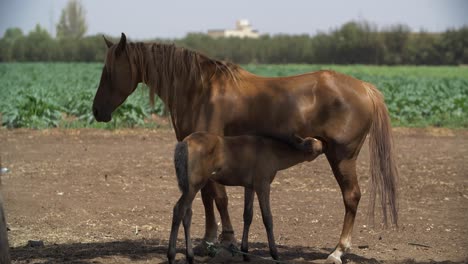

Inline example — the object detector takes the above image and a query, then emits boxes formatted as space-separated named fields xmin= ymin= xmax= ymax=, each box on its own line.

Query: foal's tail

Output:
xmin=174 ymin=141 xmax=189 ymax=194
xmin=366 ymin=83 xmax=399 ymax=227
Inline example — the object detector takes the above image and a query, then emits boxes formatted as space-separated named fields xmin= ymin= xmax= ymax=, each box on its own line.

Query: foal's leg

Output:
xmin=167 ymin=190 xmax=197 ymax=264
xmin=183 ymin=206 xmax=194 ymax=264
xmin=256 ymin=184 xmax=279 ymax=261
xmin=241 ymin=187 xmax=255 ymax=262
xmin=326 ymin=153 xmax=361 ymax=264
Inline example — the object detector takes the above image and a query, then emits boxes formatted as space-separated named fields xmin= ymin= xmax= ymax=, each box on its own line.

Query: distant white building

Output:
xmin=208 ymin=19 xmax=259 ymax=39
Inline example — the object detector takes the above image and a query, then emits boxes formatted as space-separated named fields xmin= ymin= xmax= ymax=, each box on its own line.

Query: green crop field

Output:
xmin=0 ymin=63 xmax=467 ymax=129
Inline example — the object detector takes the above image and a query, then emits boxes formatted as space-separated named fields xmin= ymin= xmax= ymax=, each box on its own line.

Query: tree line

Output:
xmin=1 ymin=21 xmax=467 ymax=65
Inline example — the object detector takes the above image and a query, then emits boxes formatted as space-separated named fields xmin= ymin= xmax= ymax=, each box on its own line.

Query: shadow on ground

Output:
xmin=10 ymin=239 xmax=466 ymax=264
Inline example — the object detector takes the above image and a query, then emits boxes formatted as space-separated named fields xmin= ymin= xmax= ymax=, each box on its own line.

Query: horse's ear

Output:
xmin=103 ymin=35 xmax=113 ymax=48
xmin=115 ymin=33 xmax=127 ymax=56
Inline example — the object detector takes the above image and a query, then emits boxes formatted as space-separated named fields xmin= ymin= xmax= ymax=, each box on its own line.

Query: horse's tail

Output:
xmin=174 ymin=141 xmax=189 ymax=194
xmin=366 ymin=83 xmax=399 ymax=227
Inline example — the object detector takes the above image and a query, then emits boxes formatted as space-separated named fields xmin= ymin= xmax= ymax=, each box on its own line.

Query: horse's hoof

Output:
xmin=193 ymin=241 xmax=211 ymax=257
xmin=326 ymin=254 xmax=342 ymax=264
xmin=218 ymin=231 xmax=237 ymax=246
xmin=187 ymin=256 xmax=194 ymax=264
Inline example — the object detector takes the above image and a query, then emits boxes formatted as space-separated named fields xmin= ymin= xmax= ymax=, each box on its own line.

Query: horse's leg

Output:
xmin=241 ymin=187 xmax=255 ymax=262
xmin=183 ymin=206 xmax=194 ymax=264
xmin=199 ymin=181 xmax=218 ymax=245
xmin=256 ymin=184 xmax=279 ymax=261
xmin=167 ymin=190 xmax=197 ymax=264
xmin=326 ymin=151 xmax=361 ymax=264
xmin=195 ymin=180 xmax=236 ymax=255
xmin=213 ymin=182 xmax=236 ymax=245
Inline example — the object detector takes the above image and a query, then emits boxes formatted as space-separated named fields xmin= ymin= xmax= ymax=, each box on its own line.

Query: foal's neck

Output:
xmin=266 ymin=141 xmax=312 ymax=171
xmin=277 ymin=150 xmax=311 ymax=171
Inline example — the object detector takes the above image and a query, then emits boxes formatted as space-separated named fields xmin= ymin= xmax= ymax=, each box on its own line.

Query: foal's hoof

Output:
xmin=326 ymin=254 xmax=342 ymax=264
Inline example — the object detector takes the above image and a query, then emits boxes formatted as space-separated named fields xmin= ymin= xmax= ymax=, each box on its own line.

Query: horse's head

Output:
xmin=92 ymin=33 xmax=139 ymax=122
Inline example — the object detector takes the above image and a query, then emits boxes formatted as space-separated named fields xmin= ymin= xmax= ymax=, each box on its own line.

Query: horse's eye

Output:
xmin=100 ymin=65 xmax=113 ymax=91
xmin=104 ymin=66 xmax=112 ymax=82
xmin=105 ymin=65 xmax=111 ymax=77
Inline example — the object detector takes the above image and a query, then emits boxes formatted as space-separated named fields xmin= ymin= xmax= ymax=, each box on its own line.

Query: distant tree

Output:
xmin=56 ymin=0 xmax=87 ymax=39
xmin=438 ymin=26 xmax=468 ymax=64
xmin=25 ymin=24 xmax=54 ymax=61
xmin=0 ymin=28 xmax=24 ymax=61
xmin=1 ymin=18 xmax=466 ymax=64
xmin=2 ymin=28 xmax=24 ymax=42
xmin=331 ymin=21 xmax=382 ymax=64
xmin=406 ymin=31 xmax=441 ymax=64
xmin=381 ymin=24 xmax=411 ymax=64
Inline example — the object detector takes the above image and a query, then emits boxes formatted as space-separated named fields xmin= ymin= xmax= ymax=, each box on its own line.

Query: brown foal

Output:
xmin=167 ymin=132 xmax=324 ymax=264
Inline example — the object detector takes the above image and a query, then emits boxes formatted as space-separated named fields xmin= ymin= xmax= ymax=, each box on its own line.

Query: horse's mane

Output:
xmin=122 ymin=42 xmax=239 ymax=108
xmin=107 ymin=42 xmax=240 ymax=130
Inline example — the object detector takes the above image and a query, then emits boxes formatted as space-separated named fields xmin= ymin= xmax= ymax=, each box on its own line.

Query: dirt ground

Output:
xmin=0 ymin=128 xmax=467 ymax=264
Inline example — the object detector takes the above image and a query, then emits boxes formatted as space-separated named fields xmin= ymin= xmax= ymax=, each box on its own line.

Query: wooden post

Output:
xmin=0 ymin=193 xmax=11 ymax=264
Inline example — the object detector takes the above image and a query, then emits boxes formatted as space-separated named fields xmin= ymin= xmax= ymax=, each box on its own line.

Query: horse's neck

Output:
xmin=138 ymin=43 xmax=246 ymax=140
xmin=141 ymin=45 xmax=211 ymax=141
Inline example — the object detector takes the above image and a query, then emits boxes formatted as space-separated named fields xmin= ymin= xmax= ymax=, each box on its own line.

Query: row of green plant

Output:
xmin=0 ymin=63 xmax=467 ymax=129
xmin=0 ymin=63 xmax=164 ymax=129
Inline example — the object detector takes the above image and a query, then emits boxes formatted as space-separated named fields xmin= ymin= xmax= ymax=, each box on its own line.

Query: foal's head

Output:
xmin=92 ymin=33 xmax=139 ymax=122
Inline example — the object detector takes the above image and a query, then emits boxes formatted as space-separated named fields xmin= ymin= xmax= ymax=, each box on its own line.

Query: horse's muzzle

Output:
xmin=93 ymin=106 xmax=111 ymax=122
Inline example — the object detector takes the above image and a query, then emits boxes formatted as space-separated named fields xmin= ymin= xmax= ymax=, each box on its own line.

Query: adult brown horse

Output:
xmin=92 ymin=33 xmax=398 ymax=264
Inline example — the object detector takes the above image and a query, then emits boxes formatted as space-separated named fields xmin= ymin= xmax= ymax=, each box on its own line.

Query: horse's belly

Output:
xmin=223 ymin=104 xmax=317 ymax=137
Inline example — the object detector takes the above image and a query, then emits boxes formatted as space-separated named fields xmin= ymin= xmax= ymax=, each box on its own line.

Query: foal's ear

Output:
xmin=115 ymin=33 xmax=127 ymax=57
xmin=103 ymin=35 xmax=114 ymax=48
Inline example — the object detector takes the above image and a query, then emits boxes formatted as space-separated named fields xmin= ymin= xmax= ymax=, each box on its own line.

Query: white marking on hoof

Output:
xmin=326 ymin=254 xmax=342 ymax=264
xmin=326 ymin=249 xmax=343 ymax=264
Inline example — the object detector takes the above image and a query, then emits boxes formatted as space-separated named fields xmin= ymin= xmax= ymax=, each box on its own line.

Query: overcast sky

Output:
xmin=1 ymin=0 xmax=467 ymax=39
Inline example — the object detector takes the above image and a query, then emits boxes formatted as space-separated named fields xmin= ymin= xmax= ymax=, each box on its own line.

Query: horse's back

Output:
xmin=297 ymin=70 xmax=374 ymax=144
xmin=230 ymin=70 xmax=375 ymax=146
